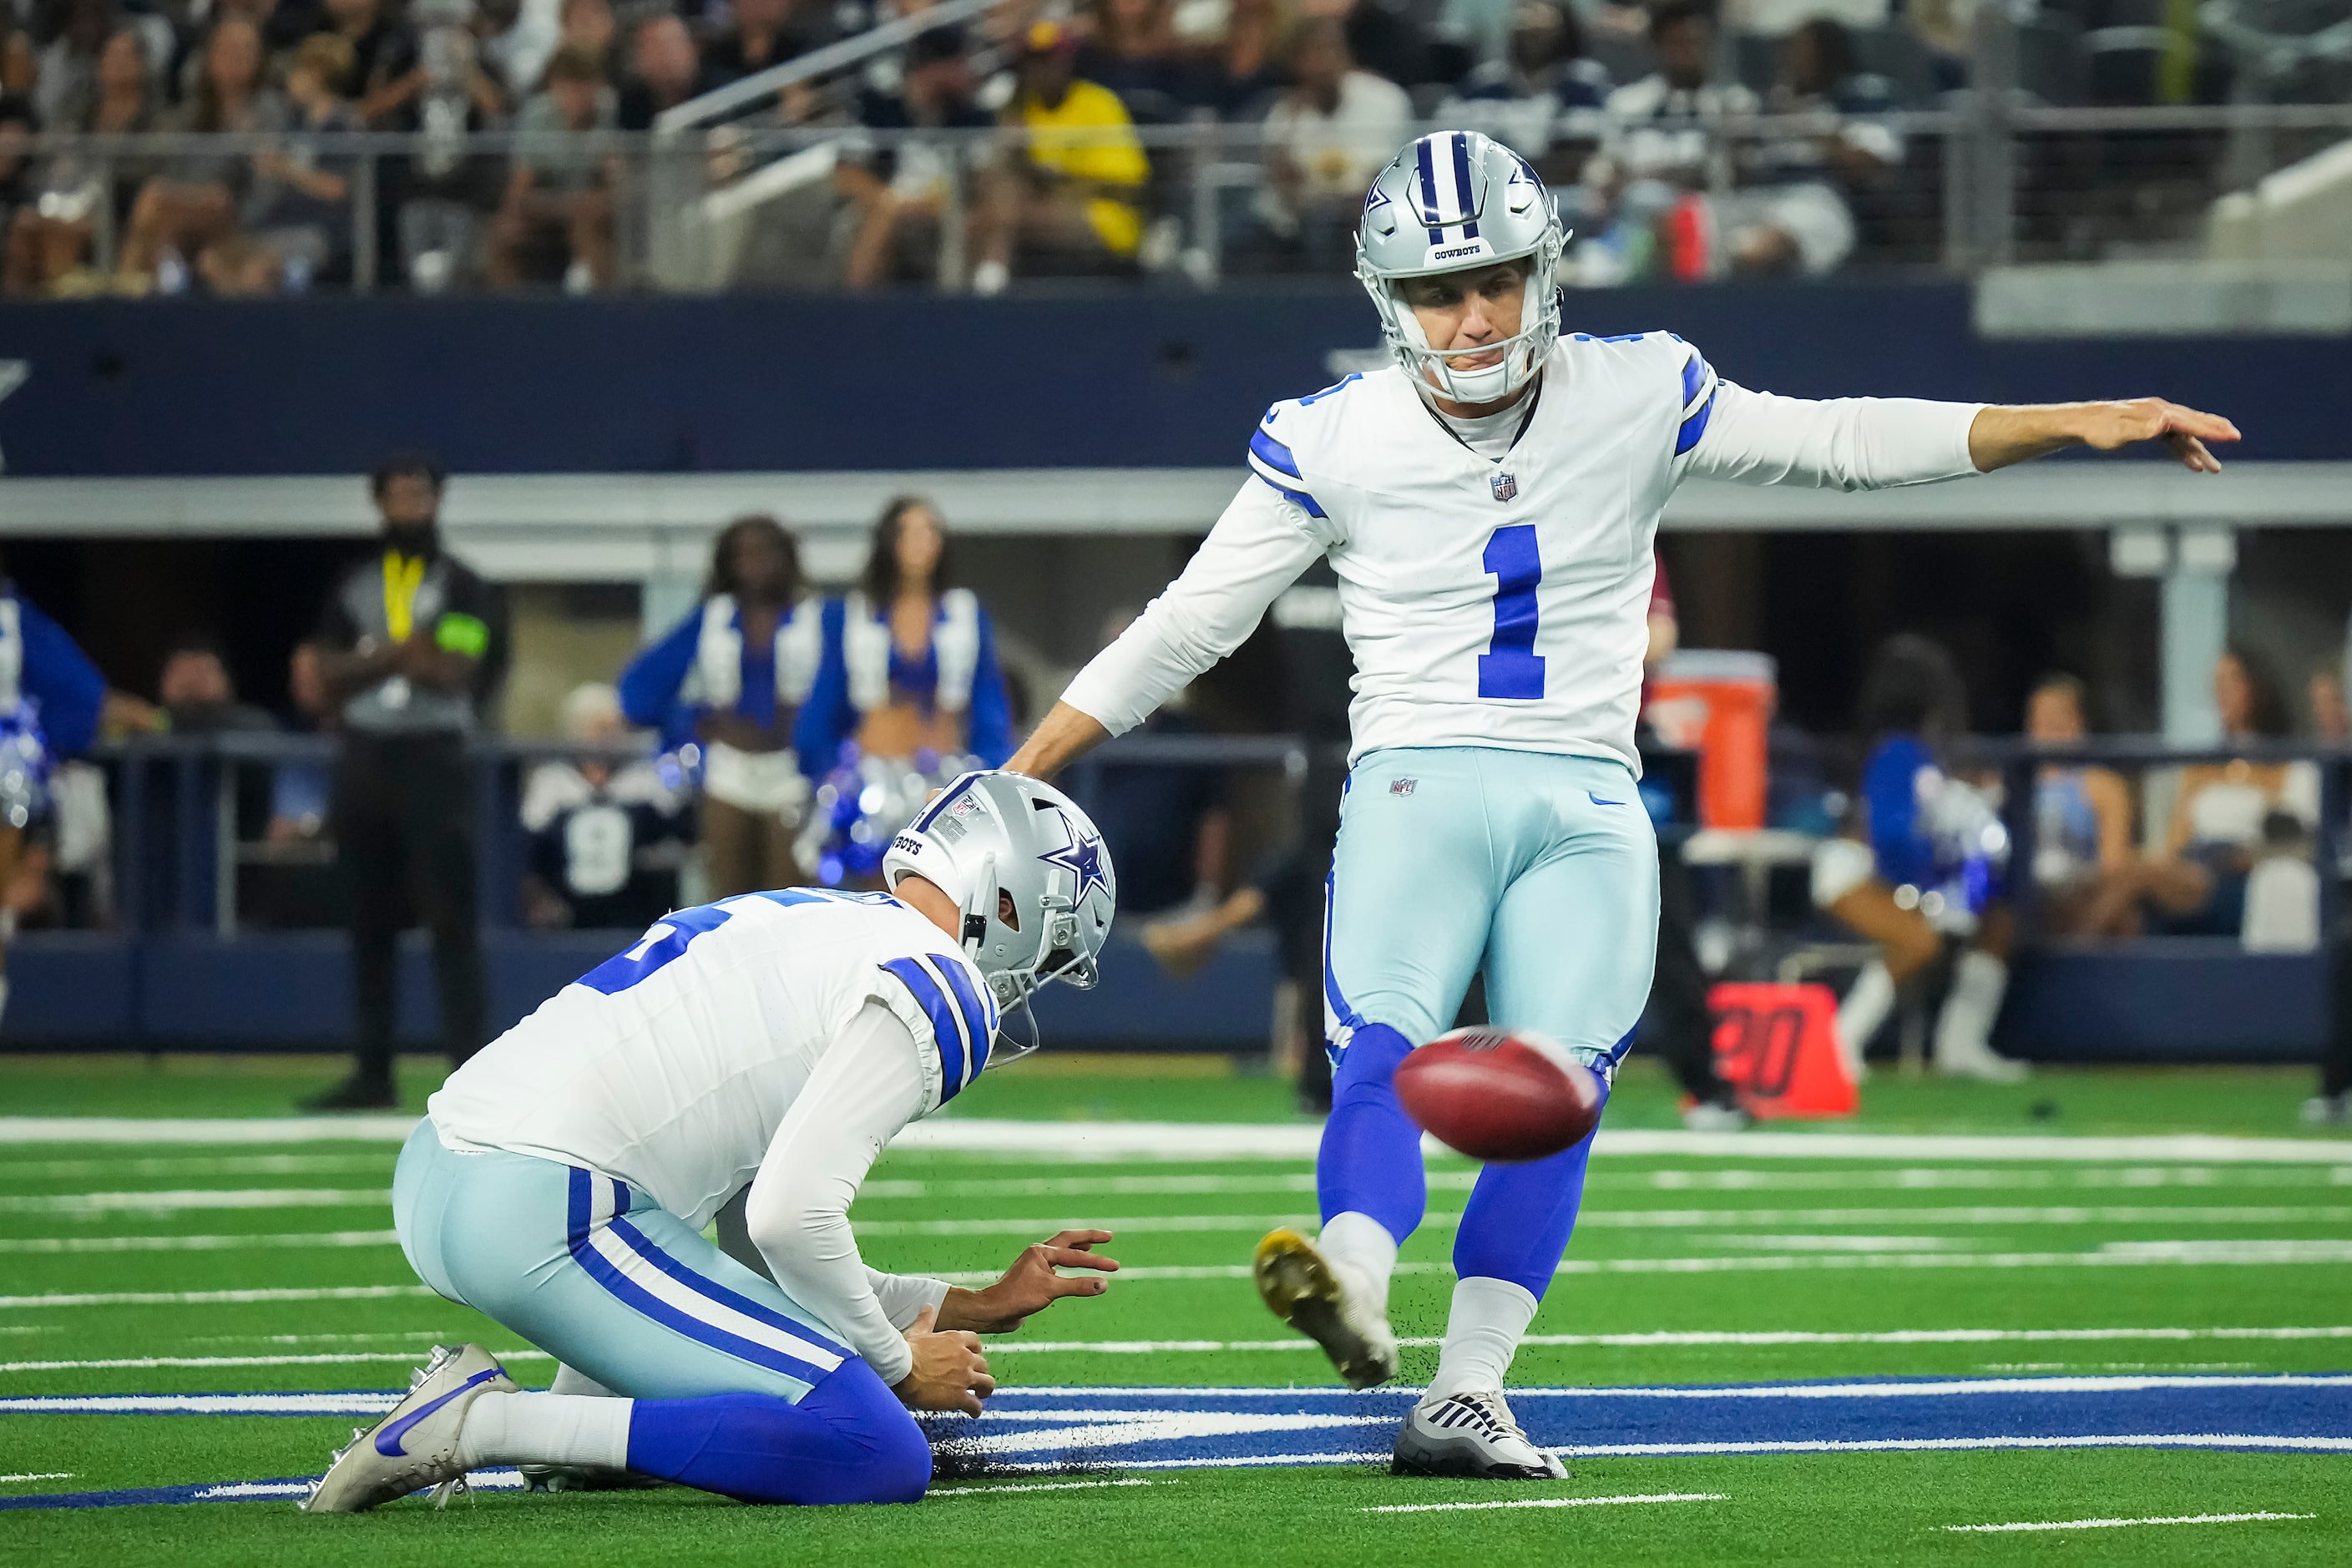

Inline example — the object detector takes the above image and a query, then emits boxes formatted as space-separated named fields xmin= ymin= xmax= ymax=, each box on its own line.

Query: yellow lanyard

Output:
xmin=382 ymin=553 xmax=426 ymax=643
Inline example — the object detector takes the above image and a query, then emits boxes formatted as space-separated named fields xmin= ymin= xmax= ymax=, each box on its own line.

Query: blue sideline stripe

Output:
xmin=931 ymin=955 xmax=997 ymax=1080
xmin=605 ymin=1216 xmax=848 ymax=1359
xmin=885 ymin=957 xmax=971 ymax=1101
xmin=1676 ymin=389 xmax=1717 ymax=456
xmin=1248 ymin=427 xmax=1303 ymax=479
xmin=1451 ymin=132 xmax=1479 ymax=240
xmin=562 ymin=1170 xmax=832 ymax=1384
xmin=1250 ymin=470 xmax=1327 ymax=519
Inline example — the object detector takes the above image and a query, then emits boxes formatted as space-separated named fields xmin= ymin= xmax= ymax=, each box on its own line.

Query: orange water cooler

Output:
xmin=1643 ymin=650 xmax=1776 ymax=831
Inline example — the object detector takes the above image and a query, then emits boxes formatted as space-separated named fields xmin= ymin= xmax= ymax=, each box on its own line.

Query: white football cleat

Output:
xmin=1253 ymin=1227 xmax=1399 ymax=1389
xmin=301 ymin=1344 xmax=518 ymax=1513
xmin=1393 ymin=1390 xmax=1567 ymax=1479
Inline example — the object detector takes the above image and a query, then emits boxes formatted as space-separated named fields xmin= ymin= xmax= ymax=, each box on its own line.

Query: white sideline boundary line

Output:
xmin=4 ymin=1115 xmax=2350 ymax=1163
xmin=0 ymin=1350 xmax=554 ymax=1373
xmin=0 ymin=1189 xmax=387 ymax=1214
xmin=1367 ymin=1492 xmax=1727 ymax=1514
xmin=0 ymin=1232 xmax=400 ymax=1255
xmin=1945 ymin=1510 xmax=2316 ymax=1533
xmin=1550 ymin=1434 xmax=2352 ymax=1456
xmin=936 ymin=1479 xmax=1160 ymax=1498
xmin=0 ymin=1284 xmax=438 ymax=1310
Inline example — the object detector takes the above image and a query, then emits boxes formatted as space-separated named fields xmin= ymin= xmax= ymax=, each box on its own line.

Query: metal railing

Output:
xmin=3 ymin=106 xmax=2345 ymax=296
xmin=79 ymin=728 xmax=1303 ymax=938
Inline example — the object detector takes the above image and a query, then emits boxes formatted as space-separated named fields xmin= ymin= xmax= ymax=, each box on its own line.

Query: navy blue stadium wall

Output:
xmin=0 ymin=927 xmax=2321 ymax=1061
xmin=3 ymin=282 xmax=2348 ymax=474
xmin=0 ymin=928 xmax=1287 ymax=1055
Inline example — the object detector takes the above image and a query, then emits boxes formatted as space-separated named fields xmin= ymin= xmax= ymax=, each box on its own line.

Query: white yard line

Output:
xmin=986 ymin=1325 xmax=2352 ymax=1354
xmin=0 ymin=1284 xmax=437 ymax=1310
xmin=1944 ymin=1511 xmax=2317 ymax=1533
xmin=7 ymin=1116 xmax=2350 ymax=1163
xmin=0 ymin=1473 xmax=73 ymax=1484
xmin=0 ymin=1117 xmax=421 ymax=1146
xmin=0 ymin=1189 xmax=388 ymax=1214
xmin=862 ymin=1168 xmax=2352 ymax=1199
xmin=1636 ymin=1166 xmax=2352 ymax=1191
xmin=935 ymin=1479 xmax=1159 ymax=1497
xmin=0 ymin=1156 xmax=392 ymax=1181
xmin=5 ymin=1233 xmax=2348 ymax=1306
xmin=0 ymin=1232 xmax=399 ymax=1254
xmin=0 ymin=1350 xmax=552 ymax=1373
xmin=854 ymin=1204 xmax=2352 ymax=1237
xmin=1551 ymin=1434 xmax=2352 ymax=1456
xmin=1366 ymin=1492 xmax=1727 ymax=1514
xmin=942 ymin=1240 xmax=2352 ymax=1286
xmin=1510 ymin=1373 xmax=2352 ymax=1399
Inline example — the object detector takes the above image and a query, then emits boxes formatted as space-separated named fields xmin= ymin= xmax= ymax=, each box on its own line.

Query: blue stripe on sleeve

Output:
xmin=883 ymin=957 xmax=969 ymax=1101
xmin=932 ymin=957 xmax=994 ymax=1079
xmin=1679 ymin=353 xmax=1706 ymax=410
xmin=1675 ymin=388 xmax=1717 ymax=456
xmin=1249 ymin=468 xmax=1327 ymax=519
xmin=1248 ymin=427 xmax=1303 ymax=479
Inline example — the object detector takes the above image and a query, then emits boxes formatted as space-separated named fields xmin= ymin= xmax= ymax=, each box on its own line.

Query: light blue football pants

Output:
xmin=392 ymin=1122 xmax=933 ymax=1504
xmin=395 ymin=1121 xmax=856 ymax=1404
xmin=1318 ymin=746 xmax=1661 ymax=1297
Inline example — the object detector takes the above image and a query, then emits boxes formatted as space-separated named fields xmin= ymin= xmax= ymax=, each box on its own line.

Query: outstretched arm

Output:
xmin=1006 ymin=478 xmax=1327 ymax=780
xmin=1683 ymin=376 xmax=2238 ymax=492
xmin=1965 ymin=399 xmax=2238 ymax=473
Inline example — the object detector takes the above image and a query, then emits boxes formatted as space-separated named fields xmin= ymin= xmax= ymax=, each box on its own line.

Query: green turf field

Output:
xmin=3 ymin=1053 xmax=2347 ymax=1564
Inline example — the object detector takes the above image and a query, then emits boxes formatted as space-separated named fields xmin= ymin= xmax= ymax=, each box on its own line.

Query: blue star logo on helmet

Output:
xmin=1038 ymin=820 xmax=1111 ymax=908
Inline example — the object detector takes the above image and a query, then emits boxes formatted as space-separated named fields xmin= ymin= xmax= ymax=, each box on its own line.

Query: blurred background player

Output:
xmin=620 ymin=513 xmax=822 ymax=900
xmin=1813 ymin=635 xmax=2024 ymax=1083
xmin=519 ymin=682 xmax=686 ymax=932
xmin=303 ymin=454 xmax=509 ymax=1111
xmin=304 ymin=772 xmax=1120 ymax=1510
xmin=1005 ymin=130 xmax=2238 ymax=1479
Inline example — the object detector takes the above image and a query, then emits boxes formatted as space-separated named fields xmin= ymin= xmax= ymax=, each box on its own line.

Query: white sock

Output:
xmin=1316 ymin=1210 xmax=1399 ymax=1318
xmin=1836 ymin=959 xmax=1895 ymax=1077
xmin=549 ymin=1363 xmax=620 ymax=1399
xmin=458 ymin=1390 xmax=634 ymax=1471
xmin=1424 ymin=1276 xmax=1540 ymax=1403
xmin=1934 ymin=949 xmax=2011 ymax=1062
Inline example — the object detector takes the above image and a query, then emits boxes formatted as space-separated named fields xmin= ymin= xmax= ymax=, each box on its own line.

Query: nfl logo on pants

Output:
xmin=1490 ymin=471 xmax=1517 ymax=502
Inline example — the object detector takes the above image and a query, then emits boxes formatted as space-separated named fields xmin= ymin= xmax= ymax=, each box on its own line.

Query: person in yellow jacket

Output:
xmin=973 ymin=20 xmax=1150 ymax=292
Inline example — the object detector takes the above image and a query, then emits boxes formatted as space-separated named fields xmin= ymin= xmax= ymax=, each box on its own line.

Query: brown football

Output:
xmin=1394 ymin=1027 xmax=1606 ymax=1161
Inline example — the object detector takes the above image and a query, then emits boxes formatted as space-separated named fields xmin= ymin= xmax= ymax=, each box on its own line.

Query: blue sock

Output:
xmin=624 ymin=1360 xmax=930 ymax=1505
xmin=1450 ymin=1083 xmax=1610 ymax=1297
xmin=1317 ymin=1023 xmax=1425 ymax=1243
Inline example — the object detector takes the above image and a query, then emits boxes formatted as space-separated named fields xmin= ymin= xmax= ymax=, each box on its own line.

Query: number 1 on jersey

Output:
xmin=1479 ymin=524 xmax=1545 ymax=700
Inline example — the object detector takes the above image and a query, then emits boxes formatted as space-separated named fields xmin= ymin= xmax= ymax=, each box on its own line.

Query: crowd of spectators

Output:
xmin=0 ymin=0 xmax=2320 ymax=295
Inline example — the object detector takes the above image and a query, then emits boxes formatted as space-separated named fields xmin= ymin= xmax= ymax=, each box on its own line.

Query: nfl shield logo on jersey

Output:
xmin=1490 ymin=471 xmax=1517 ymax=503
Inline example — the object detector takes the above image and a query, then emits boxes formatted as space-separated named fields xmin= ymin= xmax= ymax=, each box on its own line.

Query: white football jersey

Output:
xmin=427 ymin=888 xmax=999 ymax=1229
xmin=1061 ymin=332 xmax=1979 ymax=771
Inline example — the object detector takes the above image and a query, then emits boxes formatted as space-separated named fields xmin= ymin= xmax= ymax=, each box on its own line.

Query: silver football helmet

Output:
xmin=1356 ymin=129 xmax=1568 ymax=406
xmin=882 ymin=771 xmax=1116 ymax=1049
